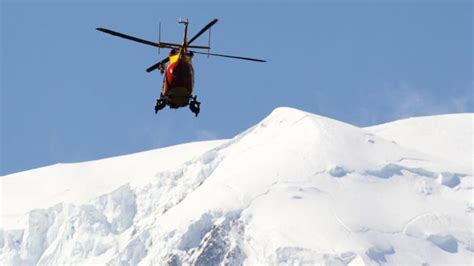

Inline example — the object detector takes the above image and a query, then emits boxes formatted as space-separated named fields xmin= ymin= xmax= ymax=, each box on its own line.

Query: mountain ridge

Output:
xmin=1 ymin=107 xmax=472 ymax=265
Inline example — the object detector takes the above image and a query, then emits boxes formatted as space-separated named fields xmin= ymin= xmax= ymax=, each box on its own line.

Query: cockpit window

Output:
xmin=169 ymin=48 xmax=178 ymax=56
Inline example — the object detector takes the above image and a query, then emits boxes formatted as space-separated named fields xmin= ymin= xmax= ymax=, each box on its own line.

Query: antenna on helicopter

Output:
xmin=178 ymin=18 xmax=189 ymax=25
xmin=158 ymin=22 xmax=161 ymax=54
xmin=179 ymin=18 xmax=189 ymax=43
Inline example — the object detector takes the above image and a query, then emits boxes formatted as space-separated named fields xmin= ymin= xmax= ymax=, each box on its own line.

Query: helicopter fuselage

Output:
xmin=162 ymin=50 xmax=194 ymax=108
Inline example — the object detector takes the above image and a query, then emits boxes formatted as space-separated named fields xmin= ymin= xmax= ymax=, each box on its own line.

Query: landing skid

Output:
xmin=154 ymin=93 xmax=166 ymax=114
xmin=189 ymin=96 xmax=201 ymax=117
xmin=154 ymin=94 xmax=201 ymax=117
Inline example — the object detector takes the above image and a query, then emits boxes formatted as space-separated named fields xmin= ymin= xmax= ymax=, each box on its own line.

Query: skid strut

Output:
xmin=154 ymin=93 xmax=166 ymax=114
xmin=189 ymin=95 xmax=201 ymax=117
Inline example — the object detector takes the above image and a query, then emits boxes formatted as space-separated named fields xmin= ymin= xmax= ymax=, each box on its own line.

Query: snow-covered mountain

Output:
xmin=1 ymin=107 xmax=473 ymax=265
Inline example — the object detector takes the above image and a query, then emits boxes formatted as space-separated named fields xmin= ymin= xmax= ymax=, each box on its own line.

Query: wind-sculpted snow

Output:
xmin=1 ymin=107 xmax=473 ymax=265
xmin=365 ymin=113 xmax=473 ymax=168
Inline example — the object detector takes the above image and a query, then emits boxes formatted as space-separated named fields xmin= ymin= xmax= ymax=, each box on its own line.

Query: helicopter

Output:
xmin=96 ymin=18 xmax=265 ymax=117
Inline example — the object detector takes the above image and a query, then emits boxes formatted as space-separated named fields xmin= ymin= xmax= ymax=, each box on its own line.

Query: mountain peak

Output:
xmin=1 ymin=108 xmax=472 ymax=265
xmin=266 ymin=106 xmax=310 ymax=118
xmin=262 ymin=106 xmax=342 ymax=127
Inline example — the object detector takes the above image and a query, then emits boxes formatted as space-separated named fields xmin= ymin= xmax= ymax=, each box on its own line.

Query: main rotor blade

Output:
xmin=159 ymin=41 xmax=210 ymax=50
xmin=97 ymin=28 xmax=160 ymax=48
xmin=191 ymin=50 xmax=266 ymax=62
xmin=187 ymin=19 xmax=218 ymax=45
xmin=188 ymin=45 xmax=211 ymax=49
xmin=146 ymin=57 xmax=170 ymax=73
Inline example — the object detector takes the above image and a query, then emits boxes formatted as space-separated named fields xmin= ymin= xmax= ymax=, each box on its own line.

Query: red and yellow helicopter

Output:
xmin=97 ymin=18 xmax=265 ymax=116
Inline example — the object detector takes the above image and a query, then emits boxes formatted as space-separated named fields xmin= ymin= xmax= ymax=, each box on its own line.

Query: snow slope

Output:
xmin=1 ymin=140 xmax=225 ymax=230
xmin=366 ymin=113 xmax=473 ymax=169
xmin=1 ymin=107 xmax=473 ymax=265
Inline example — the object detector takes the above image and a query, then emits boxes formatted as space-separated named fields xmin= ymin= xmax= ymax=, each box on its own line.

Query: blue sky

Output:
xmin=1 ymin=1 xmax=472 ymax=175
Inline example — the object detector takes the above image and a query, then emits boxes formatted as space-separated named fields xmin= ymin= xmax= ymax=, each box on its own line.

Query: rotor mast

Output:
xmin=179 ymin=18 xmax=189 ymax=51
